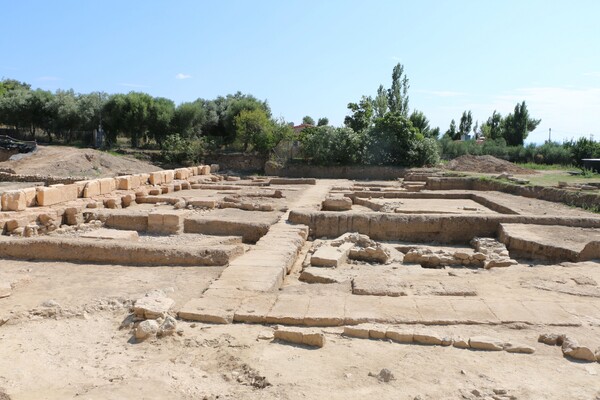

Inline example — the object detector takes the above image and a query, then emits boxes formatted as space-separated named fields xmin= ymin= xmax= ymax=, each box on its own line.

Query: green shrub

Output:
xmin=160 ymin=134 xmax=205 ymax=165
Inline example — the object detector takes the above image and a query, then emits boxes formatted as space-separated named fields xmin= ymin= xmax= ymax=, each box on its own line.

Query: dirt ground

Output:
xmin=1 ymin=258 xmax=600 ymax=400
xmin=1 ymin=173 xmax=600 ymax=399
xmin=445 ymin=155 xmax=535 ymax=175
xmin=0 ymin=145 xmax=160 ymax=178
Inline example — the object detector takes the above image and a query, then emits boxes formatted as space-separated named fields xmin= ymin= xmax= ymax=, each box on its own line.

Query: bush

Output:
xmin=300 ymin=126 xmax=363 ymax=165
xmin=160 ymin=134 xmax=205 ymax=165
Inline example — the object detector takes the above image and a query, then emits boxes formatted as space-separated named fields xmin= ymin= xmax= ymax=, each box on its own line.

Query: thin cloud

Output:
xmin=175 ymin=73 xmax=192 ymax=80
xmin=119 ymin=82 xmax=151 ymax=88
xmin=583 ymin=71 xmax=600 ymax=78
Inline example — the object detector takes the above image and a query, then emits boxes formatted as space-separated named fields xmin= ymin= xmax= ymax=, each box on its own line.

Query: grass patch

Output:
xmin=515 ymin=162 xmax=576 ymax=171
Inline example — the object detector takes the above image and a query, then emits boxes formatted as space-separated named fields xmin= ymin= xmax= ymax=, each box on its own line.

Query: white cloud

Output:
xmin=583 ymin=71 xmax=600 ymax=78
xmin=175 ymin=73 xmax=191 ymax=80
xmin=119 ymin=82 xmax=150 ymax=88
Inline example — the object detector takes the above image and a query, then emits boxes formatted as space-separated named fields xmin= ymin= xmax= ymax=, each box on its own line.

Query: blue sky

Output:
xmin=1 ymin=0 xmax=599 ymax=143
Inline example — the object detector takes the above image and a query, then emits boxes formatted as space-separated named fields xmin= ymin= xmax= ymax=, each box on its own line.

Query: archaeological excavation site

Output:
xmin=1 ymin=160 xmax=600 ymax=399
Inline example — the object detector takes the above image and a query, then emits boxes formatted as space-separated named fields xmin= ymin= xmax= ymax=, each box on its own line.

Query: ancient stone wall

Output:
xmin=204 ymin=153 xmax=266 ymax=172
xmin=265 ymin=163 xmax=408 ymax=180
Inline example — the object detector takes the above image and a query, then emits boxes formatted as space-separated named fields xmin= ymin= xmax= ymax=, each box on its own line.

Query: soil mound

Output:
xmin=0 ymin=145 xmax=161 ymax=178
xmin=445 ymin=155 xmax=535 ymax=175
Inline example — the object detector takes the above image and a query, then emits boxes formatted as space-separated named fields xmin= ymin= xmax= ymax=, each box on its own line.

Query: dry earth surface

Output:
xmin=1 ymin=163 xmax=600 ymax=400
xmin=0 ymin=145 xmax=160 ymax=178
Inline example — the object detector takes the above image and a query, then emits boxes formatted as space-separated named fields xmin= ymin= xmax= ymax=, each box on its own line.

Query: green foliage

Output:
xmin=160 ymin=134 xmax=205 ymax=165
xmin=445 ymin=119 xmax=458 ymax=140
xmin=458 ymin=110 xmax=473 ymax=138
xmin=344 ymin=96 xmax=373 ymax=132
xmin=317 ymin=117 xmax=329 ymax=126
xmin=364 ymin=112 xmax=419 ymax=165
xmin=373 ymin=84 xmax=388 ymax=119
xmin=566 ymin=137 xmax=600 ymax=166
xmin=409 ymin=110 xmax=435 ymax=138
xmin=234 ymin=109 xmax=274 ymax=154
xmin=300 ymin=126 xmax=363 ymax=165
xmin=387 ymin=63 xmax=410 ymax=116
xmin=171 ymin=100 xmax=205 ymax=138
xmin=502 ymin=101 xmax=540 ymax=146
xmin=302 ymin=116 xmax=315 ymax=125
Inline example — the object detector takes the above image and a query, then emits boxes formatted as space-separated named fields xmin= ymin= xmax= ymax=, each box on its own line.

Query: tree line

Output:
xmin=0 ymin=79 xmax=292 ymax=157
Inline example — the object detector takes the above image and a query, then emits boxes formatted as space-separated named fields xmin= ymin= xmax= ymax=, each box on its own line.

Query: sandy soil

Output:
xmin=0 ymin=145 xmax=161 ymax=178
xmin=445 ymin=155 xmax=535 ymax=175
xmin=1 ymin=258 xmax=600 ymax=400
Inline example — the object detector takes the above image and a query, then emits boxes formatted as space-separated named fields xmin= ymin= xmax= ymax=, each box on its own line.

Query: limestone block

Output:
xmin=561 ymin=336 xmax=596 ymax=361
xmin=148 ymin=210 xmax=185 ymax=234
xmin=413 ymin=330 xmax=445 ymax=346
xmin=274 ymin=327 xmax=326 ymax=348
xmin=175 ymin=168 xmax=189 ymax=180
xmin=74 ymin=180 xmax=90 ymax=197
xmin=179 ymin=296 xmax=242 ymax=324
xmin=504 ymin=342 xmax=535 ymax=354
xmin=453 ymin=337 xmax=470 ymax=349
xmin=343 ymin=325 xmax=370 ymax=339
xmin=311 ymin=242 xmax=354 ymax=267
xmin=81 ymin=228 xmax=139 ymax=241
xmin=22 ymin=187 xmax=37 ymax=207
xmin=138 ymin=173 xmax=150 ymax=185
xmin=116 ymin=176 xmax=132 ymax=190
xmin=36 ymin=187 xmax=63 ymax=206
xmin=163 ymin=170 xmax=175 ymax=183
xmin=133 ymin=290 xmax=174 ymax=319
xmin=1 ymin=190 xmax=27 ymax=211
xmin=469 ymin=336 xmax=506 ymax=351
xmin=98 ymin=178 xmax=116 ymax=195
xmin=180 ymin=181 xmax=191 ymax=190
xmin=121 ymin=193 xmax=136 ymax=208
xmin=83 ymin=180 xmax=101 ymax=198
xmin=386 ymin=328 xmax=414 ymax=343
xmin=149 ymin=171 xmax=163 ymax=185
xmin=210 ymin=164 xmax=219 ymax=173
xmin=322 ymin=196 xmax=352 ymax=211
xmin=200 ymin=165 xmax=211 ymax=175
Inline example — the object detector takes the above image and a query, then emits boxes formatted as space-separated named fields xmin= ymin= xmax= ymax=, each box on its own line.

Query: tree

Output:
xmin=502 ymin=101 xmax=540 ymax=146
xmin=317 ymin=117 xmax=329 ymax=126
xmin=148 ymin=97 xmax=175 ymax=147
xmin=364 ymin=112 xmax=418 ymax=165
xmin=302 ymin=116 xmax=315 ymax=125
xmin=172 ymin=100 xmax=205 ymax=138
xmin=0 ymin=79 xmax=31 ymax=97
xmin=445 ymin=119 xmax=458 ymax=140
xmin=234 ymin=108 xmax=274 ymax=153
xmin=481 ymin=110 xmax=503 ymax=140
xmin=458 ymin=110 xmax=473 ymax=139
xmin=387 ymin=63 xmax=410 ymax=116
xmin=344 ymin=96 xmax=373 ymax=132
xmin=373 ymin=84 xmax=388 ymax=119
xmin=409 ymin=110 xmax=433 ymax=138
xmin=300 ymin=126 xmax=363 ymax=165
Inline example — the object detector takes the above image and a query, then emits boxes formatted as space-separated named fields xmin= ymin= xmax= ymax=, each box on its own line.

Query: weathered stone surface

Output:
xmin=304 ymin=295 xmax=346 ymax=326
xmin=469 ymin=336 xmax=506 ymax=351
xmin=187 ymin=198 xmax=217 ymax=209
xmin=322 ymin=196 xmax=352 ymax=211
xmin=135 ymin=319 xmax=159 ymax=341
xmin=148 ymin=210 xmax=186 ymax=234
xmin=561 ymin=336 xmax=596 ymax=361
xmin=233 ymin=294 xmax=277 ymax=323
xmin=274 ymin=327 xmax=326 ymax=348
xmin=538 ymin=333 xmax=565 ymax=346
xmin=453 ymin=337 xmax=469 ymax=349
xmin=311 ymin=243 xmax=354 ymax=267
xmin=133 ymin=291 xmax=174 ymax=319
xmin=343 ymin=325 xmax=370 ymax=339
xmin=0 ymin=281 xmax=11 ymax=298
xmin=504 ymin=342 xmax=535 ymax=354
xmin=1 ymin=190 xmax=27 ymax=211
xmin=80 ymin=228 xmax=139 ymax=241
xmin=179 ymin=296 xmax=242 ymax=324
xmin=83 ymin=180 xmax=101 ymax=198
xmin=385 ymin=328 xmax=413 ymax=343
xmin=413 ymin=330 xmax=445 ymax=345
xmin=299 ymin=267 xmax=349 ymax=284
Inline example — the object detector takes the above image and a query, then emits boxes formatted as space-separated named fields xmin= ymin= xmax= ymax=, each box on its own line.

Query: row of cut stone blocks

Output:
xmin=207 ymin=223 xmax=309 ymax=292
xmin=0 ymin=165 xmax=211 ymax=211
xmin=179 ymin=293 xmax=597 ymax=327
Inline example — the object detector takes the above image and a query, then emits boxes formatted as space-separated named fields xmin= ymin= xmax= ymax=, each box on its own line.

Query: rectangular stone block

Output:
xmin=175 ymin=168 xmax=189 ymax=180
xmin=23 ymin=187 xmax=37 ymax=207
xmin=138 ymin=173 xmax=150 ymax=185
xmin=83 ymin=180 xmax=101 ymax=198
xmin=148 ymin=210 xmax=186 ymax=234
xmin=163 ymin=170 xmax=175 ymax=183
xmin=1 ymin=190 xmax=27 ymax=211
xmin=149 ymin=171 xmax=163 ymax=185
xmin=36 ymin=187 xmax=63 ymax=206
xmin=116 ymin=176 xmax=132 ymax=190
xmin=98 ymin=178 xmax=116 ymax=195
xmin=200 ymin=165 xmax=211 ymax=175
xmin=74 ymin=180 xmax=90 ymax=197
xmin=179 ymin=296 xmax=242 ymax=324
